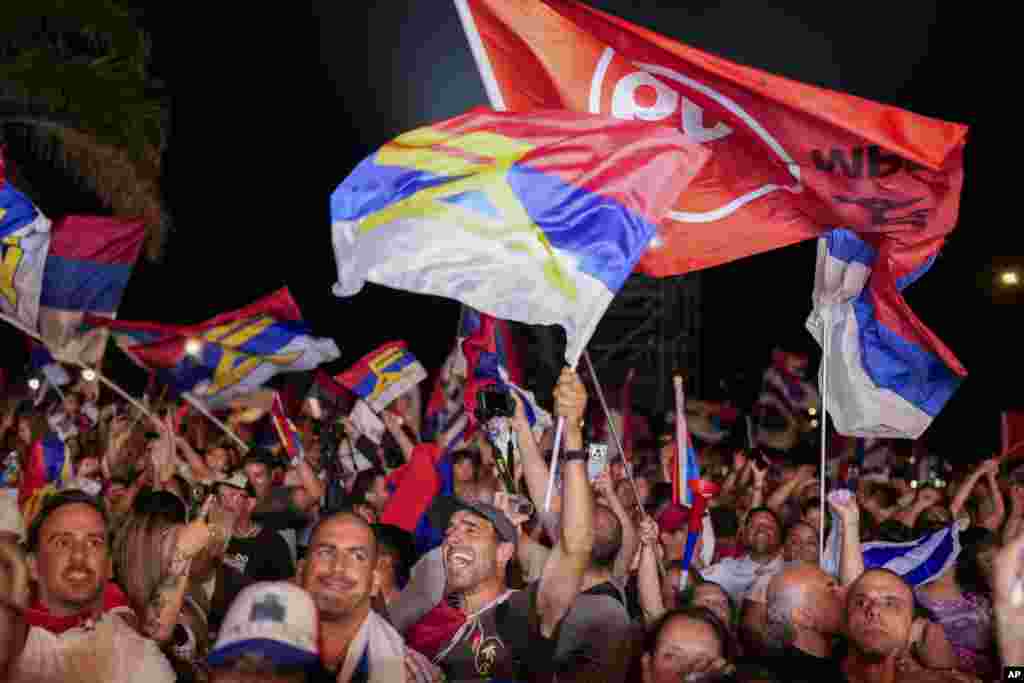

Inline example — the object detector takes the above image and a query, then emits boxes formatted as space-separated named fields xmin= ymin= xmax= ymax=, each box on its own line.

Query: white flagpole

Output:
xmin=819 ymin=308 xmax=830 ymax=566
xmin=184 ymin=393 xmax=250 ymax=453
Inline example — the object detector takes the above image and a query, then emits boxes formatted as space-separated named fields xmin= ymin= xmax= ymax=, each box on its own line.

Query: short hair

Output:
xmin=307 ymin=511 xmax=378 ymax=562
xmin=26 ymin=489 xmax=109 ymax=553
xmin=644 ymin=606 xmax=731 ymax=661
xmin=850 ymin=567 xmax=913 ymax=602
xmin=350 ymin=469 xmax=386 ymax=505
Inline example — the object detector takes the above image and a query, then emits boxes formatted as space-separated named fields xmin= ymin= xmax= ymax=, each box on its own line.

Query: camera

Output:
xmin=475 ymin=387 xmax=515 ymax=421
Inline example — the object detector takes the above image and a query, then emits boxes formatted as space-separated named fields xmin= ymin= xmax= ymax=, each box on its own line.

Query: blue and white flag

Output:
xmin=806 ymin=229 xmax=964 ymax=439
xmin=824 ymin=499 xmax=962 ymax=587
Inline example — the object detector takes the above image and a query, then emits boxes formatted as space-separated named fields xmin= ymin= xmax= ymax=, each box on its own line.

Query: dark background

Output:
xmin=6 ymin=2 xmax=1016 ymax=458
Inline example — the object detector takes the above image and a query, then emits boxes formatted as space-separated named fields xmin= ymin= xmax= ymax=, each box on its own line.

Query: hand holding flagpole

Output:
xmin=544 ymin=365 xmax=587 ymax=512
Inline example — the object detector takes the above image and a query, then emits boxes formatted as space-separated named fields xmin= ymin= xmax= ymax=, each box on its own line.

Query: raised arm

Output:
xmin=978 ymin=466 xmax=1006 ymax=532
xmin=511 ymin=392 xmax=561 ymax=516
xmin=767 ymin=464 xmax=813 ymax=514
xmin=141 ymin=504 xmax=215 ymax=644
xmin=1004 ymin=485 xmax=1024 ymax=546
xmin=993 ymin=522 xmax=1024 ymax=667
xmin=950 ymin=459 xmax=997 ymax=521
xmin=828 ymin=491 xmax=864 ymax=586
xmin=537 ymin=367 xmax=594 ymax=638
xmin=593 ymin=468 xmax=639 ymax=581
xmin=382 ymin=412 xmax=416 ymax=466
xmin=636 ymin=516 xmax=667 ymax=624
xmin=893 ymin=486 xmax=942 ymax=529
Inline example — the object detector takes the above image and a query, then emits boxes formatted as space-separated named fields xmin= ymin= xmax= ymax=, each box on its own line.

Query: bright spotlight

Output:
xmin=28 ymin=378 xmax=41 ymax=391
xmin=81 ymin=368 xmax=97 ymax=382
xmin=807 ymin=407 xmax=817 ymax=417
xmin=1000 ymin=270 xmax=1020 ymax=287
xmin=185 ymin=338 xmax=203 ymax=357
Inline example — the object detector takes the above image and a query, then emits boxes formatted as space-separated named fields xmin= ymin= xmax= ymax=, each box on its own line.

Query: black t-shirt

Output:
xmin=741 ymin=645 xmax=849 ymax=682
xmin=438 ymin=581 xmax=558 ymax=683
xmin=222 ymin=524 xmax=295 ymax=583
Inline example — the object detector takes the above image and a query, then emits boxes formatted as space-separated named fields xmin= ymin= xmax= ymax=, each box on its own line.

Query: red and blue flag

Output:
xmin=337 ymin=341 xmax=427 ymax=414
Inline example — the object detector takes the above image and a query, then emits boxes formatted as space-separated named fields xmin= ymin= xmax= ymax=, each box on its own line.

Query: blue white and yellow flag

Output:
xmin=1 ymin=165 xmax=51 ymax=330
xmin=331 ymin=108 xmax=707 ymax=364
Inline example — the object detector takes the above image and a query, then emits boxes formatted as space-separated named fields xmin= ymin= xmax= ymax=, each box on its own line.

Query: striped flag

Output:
xmin=270 ymin=392 xmax=304 ymax=462
xmin=672 ymin=376 xmax=700 ymax=507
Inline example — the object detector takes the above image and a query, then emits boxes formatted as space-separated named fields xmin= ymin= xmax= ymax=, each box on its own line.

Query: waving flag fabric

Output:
xmin=0 ymin=166 xmax=51 ymax=329
xmin=19 ymin=435 xmax=72 ymax=524
xmin=460 ymin=308 xmax=551 ymax=434
xmin=338 ymin=341 xmax=428 ymax=414
xmin=271 ymin=391 xmax=304 ymax=461
xmin=806 ymin=229 xmax=964 ymax=439
xmin=38 ymin=215 xmax=146 ymax=365
xmin=454 ymin=0 xmax=968 ymax=277
xmin=86 ymin=288 xmax=340 ymax=407
xmin=824 ymin=505 xmax=961 ymax=587
xmin=331 ymin=107 xmax=707 ymax=364
xmin=27 ymin=338 xmax=71 ymax=388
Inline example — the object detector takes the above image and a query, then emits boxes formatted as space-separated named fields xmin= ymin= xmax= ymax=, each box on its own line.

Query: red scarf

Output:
xmin=23 ymin=582 xmax=132 ymax=635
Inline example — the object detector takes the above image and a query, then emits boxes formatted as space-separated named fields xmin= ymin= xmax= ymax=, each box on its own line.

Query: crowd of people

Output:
xmin=1 ymin=365 xmax=1024 ymax=683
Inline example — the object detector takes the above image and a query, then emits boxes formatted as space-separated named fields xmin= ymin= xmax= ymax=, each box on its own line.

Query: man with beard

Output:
xmin=841 ymin=569 xmax=977 ymax=683
xmin=1 ymin=490 xmax=175 ymax=681
xmin=701 ymin=507 xmax=783 ymax=603
xmin=300 ymin=512 xmax=441 ymax=683
xmin=420 ymin=366 xmax=595 ymax=682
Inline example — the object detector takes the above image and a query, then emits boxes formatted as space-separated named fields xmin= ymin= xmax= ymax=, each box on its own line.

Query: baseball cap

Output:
xmin=656 ymin=503 xmax=689 ymax=535
xmin=208 ymin=582 xmax=319 ymax=669
xmin=440 ymin=497 xmax=518 ymax=548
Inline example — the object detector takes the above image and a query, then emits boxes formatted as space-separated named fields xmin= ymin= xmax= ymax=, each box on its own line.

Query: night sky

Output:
xmin=6 ymin=1 xmax=1013 ymax=458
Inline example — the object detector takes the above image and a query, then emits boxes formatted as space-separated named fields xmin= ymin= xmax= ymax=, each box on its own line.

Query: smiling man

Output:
xmin=300 ymin=512 xmax=440 ymax=683
xmin=701 ymin=506 xmax=784 ymax=603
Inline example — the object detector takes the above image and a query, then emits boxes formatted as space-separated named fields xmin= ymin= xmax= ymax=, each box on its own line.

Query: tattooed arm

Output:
xmin=143 ymin=509 xmax=214 ymax=643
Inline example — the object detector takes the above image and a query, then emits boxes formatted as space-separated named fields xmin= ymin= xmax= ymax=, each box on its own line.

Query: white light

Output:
xmin=807 ymin=407 xmax=817 ymax=417
xmin=81 ymin=368 xmax=97 ymax=382
xmin=809 ymin=419 xmax=819 ymax=428
xmin=185 ymin=338 xmax=203 ymax=357
xmin=910 ymin=480 xmax=919 ymax=489
xmin=1000 ymin=270 xmax=1020 ymax=287
xmin=28 ymin=378 xmax=41 ymax=391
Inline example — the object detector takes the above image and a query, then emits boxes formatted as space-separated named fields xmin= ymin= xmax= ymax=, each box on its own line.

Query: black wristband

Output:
xmin=562 ymin=449 xmax=587 ymax=463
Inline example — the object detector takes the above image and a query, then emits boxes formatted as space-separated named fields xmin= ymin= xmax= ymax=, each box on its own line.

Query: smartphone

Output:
xmin=587 ymin=443 xmax=609 ymax=481
xmin=506 ymin=494 xmax=535 ymax=518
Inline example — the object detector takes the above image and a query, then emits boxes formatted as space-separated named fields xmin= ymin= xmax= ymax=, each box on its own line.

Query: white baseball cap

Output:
xmin=208 ymin=582 xmax=319 ymax=669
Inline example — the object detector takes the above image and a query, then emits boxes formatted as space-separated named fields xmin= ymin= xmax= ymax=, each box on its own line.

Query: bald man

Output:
xmin=743 ymin=563 xmax=846 ymax=681
xmin=841 ymin=569 xmax=977 ymax=683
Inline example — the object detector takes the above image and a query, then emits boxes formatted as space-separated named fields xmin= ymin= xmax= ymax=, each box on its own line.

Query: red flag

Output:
xmin=456 ymin=0 xmax=967 ymax=276
xmin=1002 ymin=410 xmax=1024 ymax=458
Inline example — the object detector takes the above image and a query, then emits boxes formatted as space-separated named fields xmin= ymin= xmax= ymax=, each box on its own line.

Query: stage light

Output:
xmin=809 ymin=419 xmax=819 ymax=428
xmin=28 ymin=378 xmax=41 ymax=391
xmin=185 ymin=338 xmax=203 ymax=357
xmin=1000 ymin=270 xmax=1020 ymax=287
xmin=807 ymin=407 xmax=817 ymax=417
xmin=81 ymin=368 xmax=97 ymax=382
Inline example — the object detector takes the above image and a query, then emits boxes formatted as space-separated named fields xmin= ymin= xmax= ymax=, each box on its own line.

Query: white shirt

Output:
xmin=700 ymin=553 xmax=784 ymax=603
xmin=11 ymin=612 xmax=175 ymax=683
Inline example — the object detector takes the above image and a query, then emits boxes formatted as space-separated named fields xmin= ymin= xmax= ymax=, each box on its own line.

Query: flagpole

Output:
xmin=543 ymin=352 xmax=584 ymax=513
xmin=582 ymin=351 xmax=645 ymax=513
xmin=183 ymin=392 xmax=250 ymax=453
xmin=819 ymin=308 xmax=830 ymax=567
xmin=0 ymin=311 xmax=158 ymax=425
